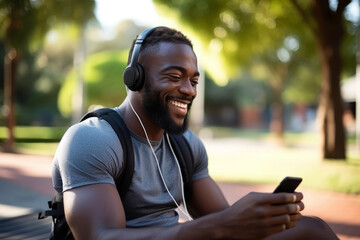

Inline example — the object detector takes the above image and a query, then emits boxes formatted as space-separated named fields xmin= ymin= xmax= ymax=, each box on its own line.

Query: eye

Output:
xmin=191 ymin=78 xmax=199 ymax=86
xmin=168 ymin=74 xmax=182 ymax=81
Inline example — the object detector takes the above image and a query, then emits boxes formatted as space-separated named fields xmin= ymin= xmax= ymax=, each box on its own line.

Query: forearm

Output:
xmin=98 ymin=211 xmax=227 ymax=240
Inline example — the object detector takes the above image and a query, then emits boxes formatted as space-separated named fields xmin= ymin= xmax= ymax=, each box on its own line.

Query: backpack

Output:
xmin=38 ymin=108 xmax=194 ymax=240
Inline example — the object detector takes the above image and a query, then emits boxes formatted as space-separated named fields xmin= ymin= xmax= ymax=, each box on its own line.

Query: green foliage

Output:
xmin=0 ymin=126 xmax=67 ymax=142
xmin=153 ymin=0 xmax=355 ymax=105
xmin=0 ymin=126 xmax=64 ymax=155
xmin=154 ymin=0 xmax=299 ymax=78
xmin=0 ymin=0 xmax=96 ymax=50
xmin=58 ymin=50 xmax=129 ymax=117
xmin=0 ymin=0 xmax=97 ymax=126
xmin=205 ymin=72 xmax=270 ymax=108
xmin=283 ymin=64 xmax=321 ymax=104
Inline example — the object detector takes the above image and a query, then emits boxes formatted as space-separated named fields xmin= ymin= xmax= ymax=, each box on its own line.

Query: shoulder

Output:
xmin=182 ymin=130 xmax=206 ymax=152
xmin=181 ymin=130 xmax=209 ymax=181
xmin=182 ymin=130 xmax=208 ymax=164
xmin=183 ymin=129 xmax=202 ymax=144
xmin=58 ymin=117 xmax=120 ymax=152
xmin=53 ymin=117 xmax=124 ymax=191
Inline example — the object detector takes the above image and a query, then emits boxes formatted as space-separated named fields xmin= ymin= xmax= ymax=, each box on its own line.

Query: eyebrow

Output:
xmin=161 ymin=65 xmax=200 ymax=77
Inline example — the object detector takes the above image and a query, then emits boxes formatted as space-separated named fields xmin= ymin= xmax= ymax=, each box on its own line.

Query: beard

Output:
xmin=142 ymin=81 xmax=192 ymax=135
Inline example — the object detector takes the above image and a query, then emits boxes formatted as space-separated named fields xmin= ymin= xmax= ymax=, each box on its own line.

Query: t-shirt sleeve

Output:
xmin=53 ymin=118 xmax=123 ymax=192
xmin=183 ymin=130 xmax=209 ymax=181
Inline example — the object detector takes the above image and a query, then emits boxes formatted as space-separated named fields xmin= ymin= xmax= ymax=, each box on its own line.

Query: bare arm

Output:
xmin=63 ymin=183 xmax=225 ymax=240
xmin=187 ymin=177 xmax=229 ymax=218
xmin=63 ymin=183 xmax=125 ymax=240
xmin=64 ymin=180 xmax=304 ymax=240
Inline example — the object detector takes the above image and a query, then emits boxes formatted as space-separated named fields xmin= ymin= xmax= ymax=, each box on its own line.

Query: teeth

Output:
xmin=170 ymin=100 xmax=187 ymax=109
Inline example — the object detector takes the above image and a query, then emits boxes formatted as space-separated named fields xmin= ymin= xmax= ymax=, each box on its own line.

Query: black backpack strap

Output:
xmin=38 ymin=108 xmax=135 ymax=239
xmin=168 ymin=134 xmax=194 ymax=200
xmin=38 ymin=192 xmax=74 ymax=240
xmin=40 ymin=108 xmax=194 ymax=222
xmin=38 ymin=191 xmax=64 ymax=219
xmin=82 ymin=110 xmax=195 ymax=200
xmin=80 ymin=108 xmax=135 ymax=198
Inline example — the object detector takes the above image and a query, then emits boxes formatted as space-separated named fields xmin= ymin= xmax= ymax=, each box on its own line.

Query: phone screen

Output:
xmin=273 ymin=177 xmax=302 ymax=193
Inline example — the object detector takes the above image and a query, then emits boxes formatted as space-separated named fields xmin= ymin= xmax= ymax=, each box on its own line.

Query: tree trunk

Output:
xmin=269 ymin=62 xmax=288 ymax=142
xmin=312 ymin=0 xmax=347 ymax=159
xmin=316 ymin=44 xmax=346 ymax=159
xmin=3 ymin=48 xmax=18 ymax=153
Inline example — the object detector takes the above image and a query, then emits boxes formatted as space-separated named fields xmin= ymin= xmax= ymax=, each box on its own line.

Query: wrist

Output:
xmin=184 ymin=210 xmax=229 ymax=240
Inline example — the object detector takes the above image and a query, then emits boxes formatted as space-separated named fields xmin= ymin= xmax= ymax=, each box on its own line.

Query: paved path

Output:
xmin=0 ymin=152 xmax=359 ymax=239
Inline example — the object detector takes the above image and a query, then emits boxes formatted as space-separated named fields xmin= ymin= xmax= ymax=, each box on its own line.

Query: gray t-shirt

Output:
xmin=52 ymin=108 xmax=209 ymax=227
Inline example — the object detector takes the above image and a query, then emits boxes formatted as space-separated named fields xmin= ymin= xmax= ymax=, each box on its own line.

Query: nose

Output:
xmin=179 ymin=79 xmax=197 ymax=98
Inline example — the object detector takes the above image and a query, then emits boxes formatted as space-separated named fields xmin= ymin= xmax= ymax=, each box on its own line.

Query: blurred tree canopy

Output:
xmin=58 ymin=50 xmax=128 ymax=117
xmin=153 ymin=0 xmax=356 ymax=159
xmin=57 ymin=20 xmax=147 ymax=118
xmin=153 ymin=0 xmax=322 ymax=139
xmin=0 ymin=0 xmax=96 ymax=151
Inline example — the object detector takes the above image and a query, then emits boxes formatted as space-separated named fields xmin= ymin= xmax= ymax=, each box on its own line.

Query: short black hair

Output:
xmin=127 ymin=26 xmax=193 ymax=64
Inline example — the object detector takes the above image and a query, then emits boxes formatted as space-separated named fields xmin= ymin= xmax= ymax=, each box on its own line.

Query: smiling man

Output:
xmin=140 ymin=41 xmax=198 ymax=135
xmin=51 ymin=26 xmax=339 ymax=240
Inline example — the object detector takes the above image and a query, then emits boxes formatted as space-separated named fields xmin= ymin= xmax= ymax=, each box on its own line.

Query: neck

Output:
xmin=119 ymin=98 xmax=164 ymax=141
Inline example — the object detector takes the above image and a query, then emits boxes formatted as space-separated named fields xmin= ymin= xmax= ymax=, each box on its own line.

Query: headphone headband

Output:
xmin=128 ymin=27 xmax=158 ymax=67
xmin=123 ymin=27 xmax=161 ymax=91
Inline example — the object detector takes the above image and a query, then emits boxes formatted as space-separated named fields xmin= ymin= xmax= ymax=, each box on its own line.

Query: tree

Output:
xmin=58 ymin=50 xmax=128 ymax=117
xmin=248 ymin=33 xmax=322 ymax=139
xmin=0 ymin=0 xmax=96 ymax=152
xmin=153 ymin=0 xmax=299 ymax=140
xmin=153 ymin=0 xmax=356 ymax=159
xmin=290 ymin=0 xmax=352 ymax=159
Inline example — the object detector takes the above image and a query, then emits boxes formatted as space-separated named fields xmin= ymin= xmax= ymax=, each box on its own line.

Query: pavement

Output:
xmin=0 ymin=151 xmax=360 ymax=240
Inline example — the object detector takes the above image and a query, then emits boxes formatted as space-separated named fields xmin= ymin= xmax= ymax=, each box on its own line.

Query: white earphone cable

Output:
xmin=165 ymin=133 xmax=193 ymax=221
xmin=128 ymin=98 xmax=193 ymax=221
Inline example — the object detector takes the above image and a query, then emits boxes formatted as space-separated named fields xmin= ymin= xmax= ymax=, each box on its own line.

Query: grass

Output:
xmin=0 ymin=126 xmax=65 ymax=155
xmin=202 ymin=127 xmax=360 ymax=194
xmin=14 ymin=142 xmax=60 ymax=156
xmin=207 ymin=141 xmax=360 ymax=194
xmin=1 ymin=125 xmax=360 ymax=194
xmin=0 ymin=126 xmax=67 ymax=142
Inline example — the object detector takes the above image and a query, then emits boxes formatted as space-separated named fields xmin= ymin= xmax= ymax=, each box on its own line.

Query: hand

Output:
xmin=218 ymin=192 xmax=304 ymax=240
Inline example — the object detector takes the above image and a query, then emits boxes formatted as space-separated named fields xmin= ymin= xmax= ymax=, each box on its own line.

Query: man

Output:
xmin=52 ymin=26 xmax=339 ymax=240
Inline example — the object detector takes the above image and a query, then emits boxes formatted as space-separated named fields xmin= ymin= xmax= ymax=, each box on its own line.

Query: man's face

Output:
xmin=140 ymin=42 xmax=199 ymax=134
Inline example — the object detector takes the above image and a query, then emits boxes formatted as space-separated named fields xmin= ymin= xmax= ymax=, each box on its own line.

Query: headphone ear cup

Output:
xmin=123 ymin=63 xmax=144 ymax=91
xmin=124 ymin=27 xmax=158 ymax=91
xmin=133 ymin=63 xmax=144 ymax=91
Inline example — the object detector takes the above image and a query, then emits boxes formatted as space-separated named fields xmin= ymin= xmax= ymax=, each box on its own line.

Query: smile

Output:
xmin=169 ymin=100 xmax=188 ymax=109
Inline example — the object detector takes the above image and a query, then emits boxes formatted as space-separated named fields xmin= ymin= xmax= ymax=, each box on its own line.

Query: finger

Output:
xmin=257 ymin=215 xmax=292 ymax=237
xmin=262 ymin=214 xmax=291 ymax=227
xmin=290 ymin=213 xmax=302 ymax=222
xmin=294 ymin=192 xmax=303 ymax=201
xmin=260 ymin=192 xmax=303 ymax=205
xmin=266 ymin=214 xmax=296 ymax=230
xmin=286 ymin=221 xmax=296 ymax=229
xmin=297 ymin=201 xmax=305 ymax=211
xmin=265 ymin=203 xmax=302 ymax=216
xmin=287 ymin=213 xmax=302 ymax=229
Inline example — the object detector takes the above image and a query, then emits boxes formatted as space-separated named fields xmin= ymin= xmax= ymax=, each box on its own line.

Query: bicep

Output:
xmin=187 ymin=177 xmax=229 ymax=218
xmin=64 ymin=183 xmax=126 ymax=240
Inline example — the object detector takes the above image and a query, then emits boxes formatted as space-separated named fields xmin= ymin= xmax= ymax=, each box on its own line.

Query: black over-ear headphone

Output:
xmin=123 ymin=27 xmax=159 ymax=91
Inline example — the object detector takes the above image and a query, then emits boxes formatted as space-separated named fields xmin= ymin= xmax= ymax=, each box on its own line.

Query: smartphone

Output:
xmin=273 ymin=177 xmax=302 ymax=193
